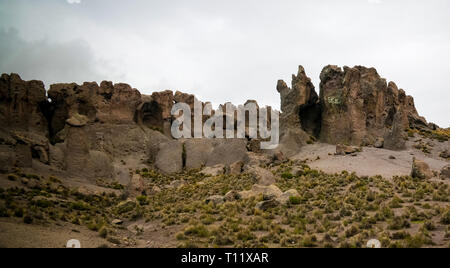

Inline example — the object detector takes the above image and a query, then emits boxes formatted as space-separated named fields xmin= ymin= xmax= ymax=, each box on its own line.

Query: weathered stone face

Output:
xmin=154 ymin=140 xmax=184 ymax=174
xmin=47 ymin=81 xmax=142 ymax=141
xmin=277 ymin=66 xmax=319 ymax=133
xmin=0 ymin=65 xmax=438 ymax=183
xmin=184 ymin=139 xmax=215 ymax=170
xmin=319 ymin=65 xmax=427 ymax=146
xmin=0 ymin=74 xmax=48 ymax=135
xmin=277 ymin=66 xmax=321 ymax=156
xmin=150 ymin=90 xmax=174 ymax=121
xmin=440 ymin=165 xmax=450 ymax=180
xmin=411 ymin=157 xmax=434 ymax=180
xmin=135 ymin=90 xmax=174 ymax=137
xmin=65 ymin=124 xmax=90 ymax=173
xmin=205 ymin=139 xmax=249 ymax=167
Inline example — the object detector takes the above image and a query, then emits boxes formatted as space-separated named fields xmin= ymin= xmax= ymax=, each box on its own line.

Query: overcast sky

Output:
xmin=0 ymin=0 xmax=449 ymax=127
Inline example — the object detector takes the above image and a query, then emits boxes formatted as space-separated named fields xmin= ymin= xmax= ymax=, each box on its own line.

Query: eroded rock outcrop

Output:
xmin=440 ymin=165 xmax=450 ymax=180
xmin=319 ymin=65 xmax=427 ymax=146
xmin=0 ymin=74 xmax=49 ymax=135
xmin=277 ymin=66 xmax=320 ymax=157
xmin=0 ymin=65 xmax=439 ymax=180
xmin=63 ymin=114 xmax=114 ymax=179
xmin=47 ymin=81 xmax=142 ymax=139
xmin=411 ymin=157 xmax=433 ymax=180
xmin=277 ymin=66 xmax=320 ymax=133
xmin=154 ymin=140 xmax=183 ymax=174
xmin=136 ymin=90 xmax=174 ymax=136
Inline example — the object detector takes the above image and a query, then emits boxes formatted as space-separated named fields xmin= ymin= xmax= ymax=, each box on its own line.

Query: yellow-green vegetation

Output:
xmin=135 ymin=163 xmax=449 ymax=248
xmin=0 ymin=170 xmax=121 ymax=238
xmin=1 ymin=162 xmax=449 ymax=248
xmin=96 ymin=179 xmax=125 ymax=190
xmin=407 ymin=128 xmax=450 ymax=142
xmin=413 ymin=142 xmax=432 ymax=154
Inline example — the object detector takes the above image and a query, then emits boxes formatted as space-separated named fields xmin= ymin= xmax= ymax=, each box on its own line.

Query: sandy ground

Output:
xmin=0 ymin=135 xmax=448 ymax=248
xmin=292 ymin=142 xmax=449 ymax=178
xmin=0 ymin=218 xmax=112 ymax=248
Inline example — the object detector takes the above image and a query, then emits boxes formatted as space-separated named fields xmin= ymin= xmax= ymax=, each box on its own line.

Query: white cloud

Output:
xmin=67 ymin=0 xmax=81 ymax=4
xmin=1 ymin=0 xmax=449 ymax=127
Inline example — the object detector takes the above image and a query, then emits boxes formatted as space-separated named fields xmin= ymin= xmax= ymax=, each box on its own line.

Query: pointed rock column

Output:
xmin=64 ymin=114 xmax=90 ymax=174
xmin=277 ymin=66 xmax=320 ymax=157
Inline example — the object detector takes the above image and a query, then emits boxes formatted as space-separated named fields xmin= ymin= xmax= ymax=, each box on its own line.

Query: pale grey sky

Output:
xmin=0 ymin=0 xmax=449 ymax=127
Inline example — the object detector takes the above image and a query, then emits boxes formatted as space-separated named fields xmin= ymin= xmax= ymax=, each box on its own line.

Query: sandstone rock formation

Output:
xmin=63 ymin=114 xmax=114 ymax=179
xmin=411 ymin=158 xmax=433 ymax=180
xmin=0 ymin=64 xmax=439 ymax=180
xmin=47 ymin=81 xmax=142 ymax=138
xmin=154 ymin=140 xmax=183 ymax=174
xmin=319 ymin=65 xmax=427 ymax=146
xmin=201 ymin=165 xmax=226 ymax=176
xmin=136 ymin=90 xmax=174 ymax=136
xmin=440 ymin=165 xmax=450 ymax=180
xmin=276 ymin=66 xmax=320 ymax=157
xmin=244 ymin=165 xmax=276 ymax=186
xmin=0 ymin=74 xmax=48 ymax=135
xmin=335 ymin=144 xmax=361 ymax=156
xmin=276 ymin=65 xmax=433 ymax=152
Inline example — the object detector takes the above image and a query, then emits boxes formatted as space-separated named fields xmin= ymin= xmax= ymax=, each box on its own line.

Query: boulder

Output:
xmin=184 ymin=139 xmax=214 ymax=170
xmin=411 ymin=158 xmax=433 ymax=179
xmin=278 ymin=128 xmax=310 ymax=158
xmin=256 ymin=199 xmax=280 ymax=211
xmin=374 ymin=138 xmax=384 ymax=148
xmin=276 ymin=189 xmax=300 ymax=205
xmin=244 ymin=165 xmax=276 ymax=186
xmin=201 ymin=165 xmax=225 ymax=176
xmin=224 ymin=190 xmax=241 ymax=202
xmin=112 ymin=219 xmax=123 ymax=226
xmin=335 ymin=144 xmax=359 ymax=155
xmin=259 ymin=184 xmax=283 ymax=200
xmin=440 ymin=165 xmax=450 ymax=180
xmin=383 ymin=110 xmax=406 ymax=151
xmin=184 ymin=139 xmax=249 ymax=171
xmin=237 ymin=184 xmax=282 ymax=200
xmin=66 ymin=113 xmax=88 ymax=127
xmin=205 ymin=195 xmax=225 ymax=206
xmin=154 ymin=140 xmax=183 ymax=174
xmin=439 ymin=150 xmax=450 ymax=159
xmin=128 ymin=175 xmax=146 ymax=196
xmin=205 ymin=139 xmax=249 ymax=167
xmin=228 ymin=161 xmax=244 ymax=175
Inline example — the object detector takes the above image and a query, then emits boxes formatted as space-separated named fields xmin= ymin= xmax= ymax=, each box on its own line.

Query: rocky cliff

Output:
xmin=0 ymin=65 xmax=438 ymax=179
xmin=277 ymin=65 xmax=434 ymax=154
